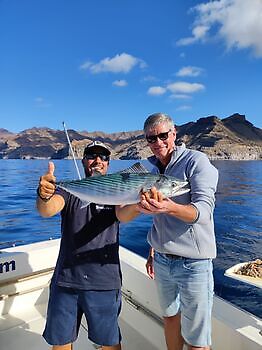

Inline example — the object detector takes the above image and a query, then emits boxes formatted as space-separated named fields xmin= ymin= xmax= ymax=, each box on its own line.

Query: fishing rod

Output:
xmin=62 ymin=121 xmax=82 ymax=180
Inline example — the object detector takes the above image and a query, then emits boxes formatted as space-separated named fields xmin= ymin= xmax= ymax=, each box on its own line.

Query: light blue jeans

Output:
xmin=154 ymin=251 xmax=214 ymax=347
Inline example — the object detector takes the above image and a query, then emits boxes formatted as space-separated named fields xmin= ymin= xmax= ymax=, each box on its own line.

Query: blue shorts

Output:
xmin=43 ymin=283 xmax=122 ymax=346
xmin=154 ymin=252 xmax=214 ymax=347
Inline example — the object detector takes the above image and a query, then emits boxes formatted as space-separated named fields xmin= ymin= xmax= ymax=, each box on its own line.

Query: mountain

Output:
xmin=175 ymin=114 xmax=262 ymax=160
xmin=0 ymin=128 xmax=15 ymax=141
xmin=0 ymin=113 xmax=261 ymax=160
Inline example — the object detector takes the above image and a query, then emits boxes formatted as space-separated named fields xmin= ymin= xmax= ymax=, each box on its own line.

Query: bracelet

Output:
xmin=37 ymin=187 xmax=53 ymax=202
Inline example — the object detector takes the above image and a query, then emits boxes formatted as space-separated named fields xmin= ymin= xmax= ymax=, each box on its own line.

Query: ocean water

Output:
xmin=0 ymin=159 xmax=261 ymax=318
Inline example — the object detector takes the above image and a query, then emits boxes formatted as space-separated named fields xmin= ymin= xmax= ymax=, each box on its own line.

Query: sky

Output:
xmin=1 ymin=0 xmax=262 ymax=133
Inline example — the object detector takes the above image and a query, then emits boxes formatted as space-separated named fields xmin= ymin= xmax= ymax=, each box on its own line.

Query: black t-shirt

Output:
xmin=53 ymin=188 xmax=121 ymax=290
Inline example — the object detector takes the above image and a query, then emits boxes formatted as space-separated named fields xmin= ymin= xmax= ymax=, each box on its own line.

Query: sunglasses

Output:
xmin=84 ymin=153 xmax=110 ymax=161
xmin=146 ymin=129 xmax=172 ymax=144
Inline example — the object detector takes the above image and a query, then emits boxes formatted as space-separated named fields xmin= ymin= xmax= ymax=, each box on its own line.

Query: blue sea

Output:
xmin=0 ymin=159 xmax=261 ymax=318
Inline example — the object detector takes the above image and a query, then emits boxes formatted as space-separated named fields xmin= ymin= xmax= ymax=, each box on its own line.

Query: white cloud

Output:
xmin=148 ymin=81 xmax=204 ymax=98
xmin=80 ymin=53 xmax=147 ymax=74
xmin=177 ymin=25 xmax=209 ymax=45
xmin=112 ymin=79 xmax=128 ymax=87
xmin=147 ymin=86 xmax=166 ymax=96
xmin=177 ymin=0 xmax=262 ymax=57
xmin=176 ymin=66 xmax=204 ymax=77
xmin=167 ymin=81 xmax=205 ymax=94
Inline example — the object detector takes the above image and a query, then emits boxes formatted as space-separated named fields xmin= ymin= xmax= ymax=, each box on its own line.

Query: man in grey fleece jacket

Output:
xmin=139 ymin=113 xmax=218 ymax=350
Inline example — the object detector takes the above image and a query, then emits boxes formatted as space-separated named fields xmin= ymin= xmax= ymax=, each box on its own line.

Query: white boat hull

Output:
xmin=0 ymin=240 xmax=261 ymax=349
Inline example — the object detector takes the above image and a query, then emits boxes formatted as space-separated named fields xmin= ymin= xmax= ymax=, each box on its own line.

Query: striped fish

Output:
xmin=57 ymin=162 xmax=189 ymax=205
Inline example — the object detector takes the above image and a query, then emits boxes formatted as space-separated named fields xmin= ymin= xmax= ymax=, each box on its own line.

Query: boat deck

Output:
xmin=0 ymin=292 xmax=166 ymax=350
xmin=1 ymin=241 xmax=261 ymax=350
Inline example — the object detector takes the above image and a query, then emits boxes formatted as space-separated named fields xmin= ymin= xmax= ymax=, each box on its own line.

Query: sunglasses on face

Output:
xmin=84 ymin=153 xmax=110 ymax=161
xmin=146 ymin=129 xmax=172 ymax=144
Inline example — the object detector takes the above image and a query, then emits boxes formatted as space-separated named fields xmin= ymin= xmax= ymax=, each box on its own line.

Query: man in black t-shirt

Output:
xmin=37 ymin=141 xmax=139 ymax=350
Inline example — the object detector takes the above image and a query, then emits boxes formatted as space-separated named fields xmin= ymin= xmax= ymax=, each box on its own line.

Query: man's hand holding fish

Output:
xmin=139 ymin=186 xmax=198 ymax=223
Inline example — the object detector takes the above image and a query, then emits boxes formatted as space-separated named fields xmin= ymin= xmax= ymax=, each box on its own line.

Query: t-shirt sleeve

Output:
xmin=55 ymin=186 xmax=70 ymax=202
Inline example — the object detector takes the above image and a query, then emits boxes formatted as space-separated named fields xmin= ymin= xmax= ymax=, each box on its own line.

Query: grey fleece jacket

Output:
xmin=147 ymin=143 xmax=219 ymax=259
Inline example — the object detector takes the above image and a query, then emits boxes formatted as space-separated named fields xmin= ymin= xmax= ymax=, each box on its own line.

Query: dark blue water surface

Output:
xmin=0 ymin=159 xmax=261 ymax=318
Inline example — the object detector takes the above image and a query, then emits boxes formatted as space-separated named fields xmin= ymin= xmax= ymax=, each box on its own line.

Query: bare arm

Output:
xmin=115 ymin=204 xmax=140 ymax=223
xmin=36 ymin=162 xmax=65 ymax=217
xmin=37 ymin=194 xmax=65 ymax=218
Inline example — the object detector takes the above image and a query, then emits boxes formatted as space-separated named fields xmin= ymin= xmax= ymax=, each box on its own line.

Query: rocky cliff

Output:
xmin=0 ymin=114 xmax=261 ymax=160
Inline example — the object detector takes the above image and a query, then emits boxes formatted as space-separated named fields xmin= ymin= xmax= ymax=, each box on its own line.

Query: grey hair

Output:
xmin=143 ymin=112 xmax=175 ymax=133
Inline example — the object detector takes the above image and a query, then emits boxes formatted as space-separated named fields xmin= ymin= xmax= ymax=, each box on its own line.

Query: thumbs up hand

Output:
xmin=38 ymin=161 xmax=56 ymax=201
xmin=47 ymin=161 xmax=55 ymax=177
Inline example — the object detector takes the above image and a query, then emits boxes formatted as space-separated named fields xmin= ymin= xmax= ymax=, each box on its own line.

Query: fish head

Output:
xmin=155 ymin=175 xmax=190 ymax=198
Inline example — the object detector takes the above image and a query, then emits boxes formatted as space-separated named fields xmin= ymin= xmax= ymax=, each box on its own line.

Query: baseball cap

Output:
xmin=83 ymin=140 xmax=111 ymax=156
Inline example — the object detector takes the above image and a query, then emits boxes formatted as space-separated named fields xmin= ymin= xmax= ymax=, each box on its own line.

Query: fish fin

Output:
xmin=80 ymin=200 xmax=91 ymax=209
xmin=173 ymin=187 xmax=190 ymax=197
xmin=118 ymin=162 xmax=150 ymax=174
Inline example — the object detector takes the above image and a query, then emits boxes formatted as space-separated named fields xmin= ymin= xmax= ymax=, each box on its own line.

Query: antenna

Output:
xmin=62 ymin=121 xmax=82 ymax=180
